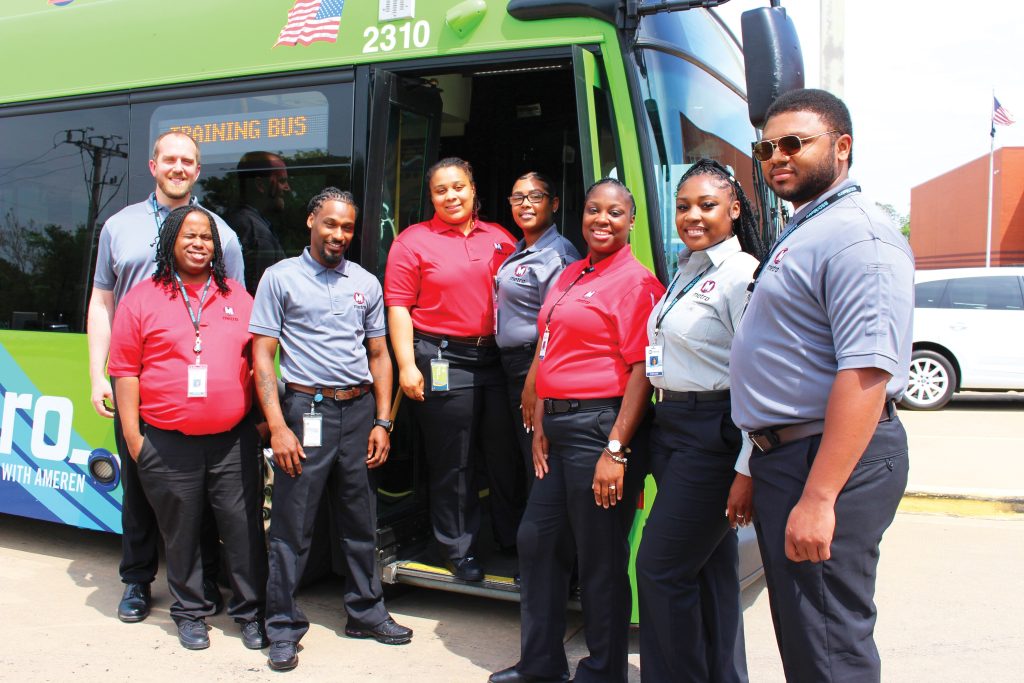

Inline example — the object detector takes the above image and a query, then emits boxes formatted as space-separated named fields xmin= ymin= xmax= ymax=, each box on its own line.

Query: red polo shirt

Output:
xmin=384 ymin=215 xmax=515 ymax=336
xmin=535 ymin=246 xmax=665 ymax=399
xmin=109 ymin=277 xmax=254 ymax=436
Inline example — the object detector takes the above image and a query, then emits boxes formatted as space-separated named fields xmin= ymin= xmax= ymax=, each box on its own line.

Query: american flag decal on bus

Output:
xmin=274 ymin=0 xmax=344 ymax=47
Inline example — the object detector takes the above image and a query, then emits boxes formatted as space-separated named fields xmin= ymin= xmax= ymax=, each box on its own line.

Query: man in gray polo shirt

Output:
xmin=87 ymin=130 xmax=244 ymax=623
xmin=730 ymin=89 xmax=913 ymax=682
xmin=251 ymin=187 xmax=412 ymax=672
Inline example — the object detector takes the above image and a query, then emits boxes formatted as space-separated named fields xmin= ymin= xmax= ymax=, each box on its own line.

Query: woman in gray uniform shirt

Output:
xmin=634 ymin=159 xmax=765 ymax=682
xmin=493 ymin=172 xmax=580 ymax=539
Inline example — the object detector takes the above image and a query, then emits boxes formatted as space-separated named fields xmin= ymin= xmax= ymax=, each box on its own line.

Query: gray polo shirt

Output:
xmin=93 ymin=194 xmax=244 ymax=308
xmin=494 ymin=225 xmax=581 ymax=348
xmin=249 ymin=248 xmax=385 ymax=387
xmin=729 ymin=179 xmax=914 ymax=431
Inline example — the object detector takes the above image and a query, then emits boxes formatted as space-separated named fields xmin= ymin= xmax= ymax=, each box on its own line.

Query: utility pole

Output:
xmin=63 ymin=129 xmax=127 ymax=330
xmin=820 ymin=0 xmax=845 ymax=97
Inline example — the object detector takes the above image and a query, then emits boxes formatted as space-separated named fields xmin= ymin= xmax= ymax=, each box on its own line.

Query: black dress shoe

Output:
xmin=117 ymin=582 xmax=151 ymax=623
xmin=344 ymin=617 xmax=413 ymax=645
xmin=488 ymin=665 xmax=570 ymax=683
xmin=204 ymin=578 xmax=224 ymax=615
xmin=268 ymin=641 xmax=298 ymax=671
xmin=177 ymin=619 xmax=210 ymax=650
xmin=445 ymin=555 xmax=484 ymax=582
xmin=240 ymin=619 xmax=269 ymax=649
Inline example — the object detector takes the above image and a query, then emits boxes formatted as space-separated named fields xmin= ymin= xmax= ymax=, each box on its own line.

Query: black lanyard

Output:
xmin=174 ymin=273 xmax=213 ymax=357
xmin=749 ymin=185 xmax=861 ymax=289
xmin=543 ymin=264 xmax=595 ymax=329
xmin=652 ymin=264 xmax=712 ymax=338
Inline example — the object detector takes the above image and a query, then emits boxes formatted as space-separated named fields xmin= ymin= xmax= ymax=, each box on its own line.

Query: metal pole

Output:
xmin=986 ymin=97 xmax=995 ymax=268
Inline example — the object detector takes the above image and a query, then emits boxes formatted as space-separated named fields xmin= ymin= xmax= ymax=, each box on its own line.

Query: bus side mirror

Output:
xmin=741 ymin=6 xmax=805 ymax=129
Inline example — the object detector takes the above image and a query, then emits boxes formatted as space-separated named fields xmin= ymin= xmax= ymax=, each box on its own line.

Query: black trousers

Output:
xmin=135 ymin=419 xmax=266 ymax=624
xmin=113 ymin=382 xmax=220 ymax=586
xmin=412 ymin=334 xmax=520 ymax=557
xmin=266 ymin=390 xmax=388 ymax=643
xmin=751 ymin=416 xmax=909 ymax=683
xmin=500 ymin=345 xmax=536 ymax=499
xmin=637 ymin=398 xmax=748 ymax=683
xmin=516 ymin=404 xmax=649 ymax=683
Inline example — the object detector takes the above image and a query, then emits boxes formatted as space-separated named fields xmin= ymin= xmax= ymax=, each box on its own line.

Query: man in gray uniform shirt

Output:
xmin=730 ymin=89 xmax=913 ymax=682
xmin=87 ymin=130 xmax=244 ymax=623
xmin=251 ymin=187 xmax=412 ymax=672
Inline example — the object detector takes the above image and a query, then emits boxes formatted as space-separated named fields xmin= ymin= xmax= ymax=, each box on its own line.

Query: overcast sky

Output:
xmin=717 ymin=0 xmax=1024 ymax=216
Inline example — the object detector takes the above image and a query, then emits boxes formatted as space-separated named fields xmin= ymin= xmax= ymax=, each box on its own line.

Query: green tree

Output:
xmin=876 ymin=202 xmax=911 ymax=239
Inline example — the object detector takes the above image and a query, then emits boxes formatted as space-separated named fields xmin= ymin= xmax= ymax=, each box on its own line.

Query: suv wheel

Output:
xmin=902 ymin=350 xmax=956 ymax=410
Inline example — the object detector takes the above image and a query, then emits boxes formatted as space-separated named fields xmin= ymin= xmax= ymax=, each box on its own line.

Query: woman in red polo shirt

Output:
xmin=489 ymin=178 xmax=665 ymax=683
xmin=109 ymin=206 xmax=267 ymax=652
xmin=384 ymin=157 xmax=519 ymax=581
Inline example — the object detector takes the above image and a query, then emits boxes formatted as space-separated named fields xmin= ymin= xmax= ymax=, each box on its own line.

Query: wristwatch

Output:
xmin=372 ymin=418 xmax=393 ymax=431
xmin=604 ymin=440 xmax=630 ymax=467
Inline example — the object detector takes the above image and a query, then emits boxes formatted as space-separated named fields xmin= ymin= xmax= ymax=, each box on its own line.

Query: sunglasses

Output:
xmin=508 ymin=191 xmax=549 ymax=206
xmin=752 ymin=130 xmax=838 ymax=162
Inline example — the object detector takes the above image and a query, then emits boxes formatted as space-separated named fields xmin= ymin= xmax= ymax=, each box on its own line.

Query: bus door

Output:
xmin=360 ymin=68 xmax=444 ymax=576
xmin=572 ymin=46 xmax=622 ymax=193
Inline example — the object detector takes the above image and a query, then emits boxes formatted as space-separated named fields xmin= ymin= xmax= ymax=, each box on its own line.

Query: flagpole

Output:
xmin=986 ymin=90 xmax=995 ymax=268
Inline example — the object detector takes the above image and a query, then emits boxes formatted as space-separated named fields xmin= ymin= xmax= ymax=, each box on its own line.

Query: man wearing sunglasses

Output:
xmin=730 ymin=89 xmax=914 ymax=682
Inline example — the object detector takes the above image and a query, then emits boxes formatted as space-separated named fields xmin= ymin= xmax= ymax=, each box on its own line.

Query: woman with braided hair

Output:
xmin=635 ymin=159 xmax=765 ymax=682
xmin=109 ymin=205 xmax=267 ymax=652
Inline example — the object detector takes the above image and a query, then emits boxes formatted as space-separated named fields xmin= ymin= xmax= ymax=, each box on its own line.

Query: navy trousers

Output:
xmin=516 ymin=404 xmax=649 ymax=683
xmin=135 ymin=419 xmax=266 ymax=624
xmin=266 ymin=390 xmax=389 ymax=643
xmin=637 ymin=398 xmax=748 ymax=683
xmin=750 ymin=416 xmax=909 ymax=683
xmin=499 ymin=344 xmax=535 ymax=498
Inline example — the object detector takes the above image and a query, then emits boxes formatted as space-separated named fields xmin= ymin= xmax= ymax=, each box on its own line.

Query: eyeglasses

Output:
xmin=752 ymin=131 xmax=838 ymax=162
xmin=508 ymin=191 xmax=549 ymax=206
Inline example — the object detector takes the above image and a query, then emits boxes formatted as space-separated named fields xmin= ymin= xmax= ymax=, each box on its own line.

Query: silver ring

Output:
xmin=608 ymin=485 xmax=616 ymax=490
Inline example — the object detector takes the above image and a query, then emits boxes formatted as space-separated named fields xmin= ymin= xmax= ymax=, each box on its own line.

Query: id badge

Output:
xmin=538 ymin=328 xmax=550 ymax=360
xmin=302 ymin=412 xmax=323 ymax=448
xmin=187 ymin=364 xmax=208 ymax=397
xmin=645 ymin=345 xmax=665 ymax=377
xmin=430 ymin=358 xmax=450 ymax=392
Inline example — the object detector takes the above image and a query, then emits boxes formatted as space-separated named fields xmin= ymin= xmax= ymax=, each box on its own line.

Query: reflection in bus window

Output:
xmin=0 ymin=107 xmax=129 ymax=332
xmin=634 ymin=50 xmax=755 ymax=280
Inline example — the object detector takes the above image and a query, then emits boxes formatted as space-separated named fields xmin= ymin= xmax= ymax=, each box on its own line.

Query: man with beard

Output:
xmin=88 ymin=130 xmax=245 ymax=623
xmin=251 ymin=187 xmax=412 ymax=672
xmin=729 ymin=89 xmax=913 ymax=682
xmin=228 ymin=151 xmax=290 ymax=294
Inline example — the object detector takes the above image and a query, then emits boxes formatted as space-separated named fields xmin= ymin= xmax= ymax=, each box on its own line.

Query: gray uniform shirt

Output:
xmin=730 ymin=179 xmax=915 ymax=432
xmin=249 ymin=248 xmax=385 ymax=387
xmin=93 ymin=194 xmax=244 ymax=307
xmin=647 ymin=236 xmax=757 ymax=474
xmin=494 ymin=225 xmax=581 ymax=348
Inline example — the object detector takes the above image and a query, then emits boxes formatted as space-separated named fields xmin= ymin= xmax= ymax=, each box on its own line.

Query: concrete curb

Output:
xmin=901 ymin=488 xmax=1024 ymax=517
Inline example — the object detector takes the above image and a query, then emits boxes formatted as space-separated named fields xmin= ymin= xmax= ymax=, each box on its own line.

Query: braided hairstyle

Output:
xmin=152 ymin=205 xmax=230 ymax=296
xmin=585 ymin=177 xmax=636 ymax=217
xmin=676 ymin=159 xmax=765 ymax=261
xmin=307 ymin=186 xmax=359 ymax=217
xmin=427 ymin=157 xmax=481 ymax=220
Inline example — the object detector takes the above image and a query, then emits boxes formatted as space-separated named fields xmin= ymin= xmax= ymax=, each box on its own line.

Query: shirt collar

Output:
xmin=516 ymin=224 xmax=561 ymax=254
xmin=588 ymin=242 xmax=634 ymax=275
xmin=148 ymin=192 xmax=198 ymax=215
xmin=706 ymin=235 xmax=742 ymax=267
xmin=427 ymin=214 xmax=481 ymax=235
xmin=787 ymin=177 xmax=858 ymax=226
xmin=300 ymin=246 xmax=348 ymax=276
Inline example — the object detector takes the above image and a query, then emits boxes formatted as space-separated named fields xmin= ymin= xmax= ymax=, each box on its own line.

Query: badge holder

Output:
xmin=645 ymin=344 xmax=665 ymax=377
xmin=302 ymin=391 xmax=323 ymax=448
xmin=430 ymin=340 xmax=450 ymax=392
xmin=187 ymin=335 xmax=208 ymax=397
xmin=538 ymin=325 xmax=550 ymax=360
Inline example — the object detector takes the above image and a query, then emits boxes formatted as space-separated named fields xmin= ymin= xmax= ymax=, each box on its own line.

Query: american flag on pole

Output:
xmin=274 ymin=0 xmax=344 ymax=47
xmin=993 ymin=97 xmax=1015 ymax=127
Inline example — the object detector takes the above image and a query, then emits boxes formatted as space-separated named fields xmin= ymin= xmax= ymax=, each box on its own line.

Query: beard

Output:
xmin=770 ymin=143 xmax=840 ymax=206
xmin=318 ymin=243 xmax=344 ymax=265
xmin=158 ymin=175 xmax=195 ymax=201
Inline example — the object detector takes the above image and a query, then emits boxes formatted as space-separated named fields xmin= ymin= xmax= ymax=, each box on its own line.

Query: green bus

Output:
xmin=0 ymin=0 xmax=802 ymax=616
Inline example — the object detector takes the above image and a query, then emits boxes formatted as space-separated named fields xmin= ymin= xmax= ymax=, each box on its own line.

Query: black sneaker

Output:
xmin=445 ymin=556 xmax=484 ymax=582
xmin=344 ymin=617 xmax=413 ymax=645
xmin=268 ymin=641 xmax=298 ymax=671
xmin=240 ymin=620 xmax=269 ymax=650
xmin=177 ymin=619 xmax=210 ymax=650
xmin=203 ymin=578 xmax=224 ymax=616
xmin=117 ymin=582 xmax=151 ymax=623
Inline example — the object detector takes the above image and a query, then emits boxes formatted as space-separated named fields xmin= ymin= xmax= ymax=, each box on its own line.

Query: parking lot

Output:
xmin=1 ymin=393 xmax=1022 ymax=682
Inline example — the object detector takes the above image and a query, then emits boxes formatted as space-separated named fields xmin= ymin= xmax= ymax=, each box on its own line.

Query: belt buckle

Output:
xmin=655 ymin=388 xmax=664 ymax=402
xmin=567 ymin=399 xmax=580 ymax=413
xmin=749 ymin=431 xmax=778 ymax=452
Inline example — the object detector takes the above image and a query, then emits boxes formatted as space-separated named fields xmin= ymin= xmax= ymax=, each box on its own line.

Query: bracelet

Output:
xmin=604 ymin=449 xmax=629 ymax=468
xmin=372 ymin=418 xmax=393 ymax=431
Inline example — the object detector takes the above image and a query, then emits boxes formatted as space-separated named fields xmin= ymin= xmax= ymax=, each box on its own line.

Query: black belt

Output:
xmin=749 ymin=400 xmax=897 ymax=453
xmin=499 ymin=343 xmax=537 ymax=356
xmin=656 ymin=388 xmax=730 ymax=403
xmin=543 ymin=397 xmax=621 ymax=415
xmin=286 ymin=383 xmax=370 ymax=401
xmin=414 ymin=330 xmax=496 ymax=347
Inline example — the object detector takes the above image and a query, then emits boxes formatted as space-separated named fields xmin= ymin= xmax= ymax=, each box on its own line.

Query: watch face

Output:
xmin=607 ymin=439 xmax=622 ymax=453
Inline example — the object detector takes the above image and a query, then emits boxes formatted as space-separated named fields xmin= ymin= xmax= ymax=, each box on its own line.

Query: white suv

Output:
xmin=903 ymin=267 xmax=1024 ymax=410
